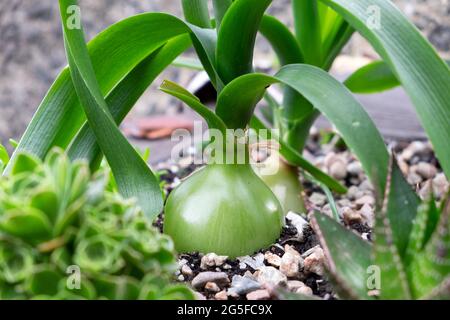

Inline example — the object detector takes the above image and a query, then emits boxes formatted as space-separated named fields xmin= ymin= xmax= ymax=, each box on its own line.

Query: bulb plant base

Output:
xmin=254 ymin=154 xmax=306 ymax=215
xmin=164 ymin=163 xmax=284 ymax=258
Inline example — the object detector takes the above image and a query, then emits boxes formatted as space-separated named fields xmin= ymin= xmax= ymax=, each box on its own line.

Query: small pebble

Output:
xmin=358 ymin=204 xmax=375 ymax=228
xmin=342 ymin=207 xmax=363 ymax=225
xmin=355 ymin=195 xmax=375 ymax=207
xmin=279 ymin=245 xmax=303 ymax=278
xmin=347 ymin=161 xmax=363 ymax=175
xmin=228 ymin=275 xmax=261 ymax=296
xmin=413 ymin=162 xmax=437 ymax=179
xmin=264 ymin=252 xmax=282 ymax=268
xmin=181 ymin=264 xmax=193 ymax=277
xmin=191 ymin=272 xmax=230 ymax=290
xmin=200 ymin=253 xmax=228 ymax=270
xmin=309 ymin=192 xmax=327 ymax=207
xmin=255 ymin=266 xmax=288 ymax=287
xmin=205 ymin=282 xmax=221 ymax=293
xmin=303 ymin=247 xmax=325 ymax=276
xmin=215 ymin=290 xmax=228 ymax=300
xmin=286 ymin=212 xmax=309 ymax=240
xmin=246 ymin=289 xmax=271 ymax=301
xmin=407 ymin=172 xmax=423 ymax=185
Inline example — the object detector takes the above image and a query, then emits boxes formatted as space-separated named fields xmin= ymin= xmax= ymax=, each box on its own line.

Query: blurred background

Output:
xmin=0 ymin=0 xmax=449 ymax=155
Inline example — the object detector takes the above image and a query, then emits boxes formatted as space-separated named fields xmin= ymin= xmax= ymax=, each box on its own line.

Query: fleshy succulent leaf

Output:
xmin=409 ymin=197 xmax=450 ymax=299
xmin=311 ymin=212 xmax=373 ymax=300
xmin=373 ymin=156 xmax=412 ymax=299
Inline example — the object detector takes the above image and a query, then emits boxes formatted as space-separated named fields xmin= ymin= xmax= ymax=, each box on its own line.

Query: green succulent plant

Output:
xmin=310 ymin=157 xmax=450 ymax=300
xmin=0 ymin=148 xmax=193 ymax=300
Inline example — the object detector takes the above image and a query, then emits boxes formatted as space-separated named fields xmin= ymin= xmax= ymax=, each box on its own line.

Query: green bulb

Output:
xmin=253 ymin=155 xmax=306 ymax=215
xmin=164 ymin=163 xmax=284 ymax=258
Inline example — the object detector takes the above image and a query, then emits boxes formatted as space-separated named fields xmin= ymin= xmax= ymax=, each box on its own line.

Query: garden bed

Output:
xmin=153 ymin=130 xmax=447 ymax=300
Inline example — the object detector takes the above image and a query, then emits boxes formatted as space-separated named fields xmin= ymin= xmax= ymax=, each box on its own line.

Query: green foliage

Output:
xmin=0 ymin=149 xmax=193 ymax=300
xmin=311 ymin=156 xmax=450 ymax=300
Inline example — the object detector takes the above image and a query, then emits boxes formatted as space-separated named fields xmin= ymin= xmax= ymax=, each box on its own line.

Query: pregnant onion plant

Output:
xmin=310 ymin=156 xmax=450 ymax=300
xmin=176 ymin=0 xmax=450 ymax=217
xmin=0 ymin=148 xmax=192 ymax=300
xmin=4 ymin=0 xmax=449 ymax=259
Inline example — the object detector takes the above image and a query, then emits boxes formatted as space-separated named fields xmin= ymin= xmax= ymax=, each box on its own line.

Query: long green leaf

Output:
xmin=216 ymin=0 xmax=272 ymax=85
xmin=181 ymin=0 xmax=211 ymax=29
xmin=345 ymin=60 xmax=450 ymax=94
xmin=68 ymin=36 xmax=191 ymax=167
xmin=311 ymin=212 xmax=373 ymax=299
xmin=320 ymin=0 xmax=450 ymax=179
xmin=212 ymin=0 xmax=233 ymax=30
xmin=159 ymin=81 xmax=227 ymax=134
xmin=59 ymin=0 xmax=163 ymax=221
xmin=6 ymin=12 xmax=221 ymax=174
xmin=218 ymin=64 xmax=392 ymax=193
xmin=259 ymin=15 xmax=303 ymax=65
xmin=292 ymin=0 xmax=323 ymax=66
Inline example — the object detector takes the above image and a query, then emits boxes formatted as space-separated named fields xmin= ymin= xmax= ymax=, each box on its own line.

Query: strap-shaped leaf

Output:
xmin=6 ymin=13 xmax=218 ymax=173
xmin=68 ymin=35 xmax=191 ymax=167
xmin=292 ymin=0 xmax=322 ymax=66
xmin=260 ymin=15 xmax=303 ymax=65
xmin=345 ymin=60 xmax=450 ymax=94
xmin=159 ymin=81 xmax=227 ymax=134
xmin=181 ymin=0 xmax=211 ymax=29
xmin=218 ymin=64 xmax=395 ymax=194
xmin=212 ymin=0 xmax=233 ymax=30
xmin=59 ymin=0 xmax=163 ymax=221
xmin=409 ymin=197 xmax=450 ymax=299
xmin=250 ymin=116 xmax=346 ymax=194
xmin=217 ymin=0 xmax=272 ymax=85
xmin=311 ymin=212 xmax=373 ymax=300
xmin=373 ymin=156 xmax=412 ymax=299
xmin=345 ymin=61 xmax=401 ymax=94
xmin=320 ymin=0 xmax=450 ymax=179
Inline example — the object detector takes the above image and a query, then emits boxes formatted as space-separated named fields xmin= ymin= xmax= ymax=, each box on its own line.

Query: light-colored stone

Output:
xmin=191 ymin=272 xmax=230 ymax=290
xmin=280 ymin=245 xmax=303 ymax=278
xmin=433 ymin=173 xmax=449 ymax=199
xmin=200 ymin=253 xmax=228 ymax=270
xmin=181 ymin=264 xmax=193 ymax=277
xmin=228 ymin=274 xmax=261 ymax=296
xmin=413 ymin=162 xmax=437 ymax=179
xmin=407 ymin=172 xmax=423 ymax=185
xmin=347 ymin=161 xmax=363 ymax=175
xmin=347 ymin=186 xmax=364 ymax=201
xmin=255 ymin=266 xmax=288 ymax=287
xmin=297 ymin=286 xmax=313 ymax=295
xmin=401 ymin=141 xmax=428 ymax=161
xmin=355 ymin=195 xmax=375 ymax=207
xmin=246 ymin=289 xmax=271 ymax=300
xmin=309 ymin=192 xmax=327 ymax=207
xmin=238 ymin=253 xmax=265 ymax=270
xmin=324 ymin=153 xmax=347 ymax=180
xmin=264 ymin=252 xmax=282 ymax=268
xmin=194 ymin=292 xmax=207 ymax=300
xmin=286 ymin=212 xmax=309 ymax=240
xmin=205 ymin=282 xmax=221 ymax=293
xmin=342 ymin=207 xmax=363 ymax=225
xmin=358 ymin=203 xmax=375 ymax=227
xmin=215 ymin=290 xmax=228 ymax=300
xmin=329 ymin=161 xmax=347 ymax=180
xmin=303 ymin=247 xmax=325 ymax=276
